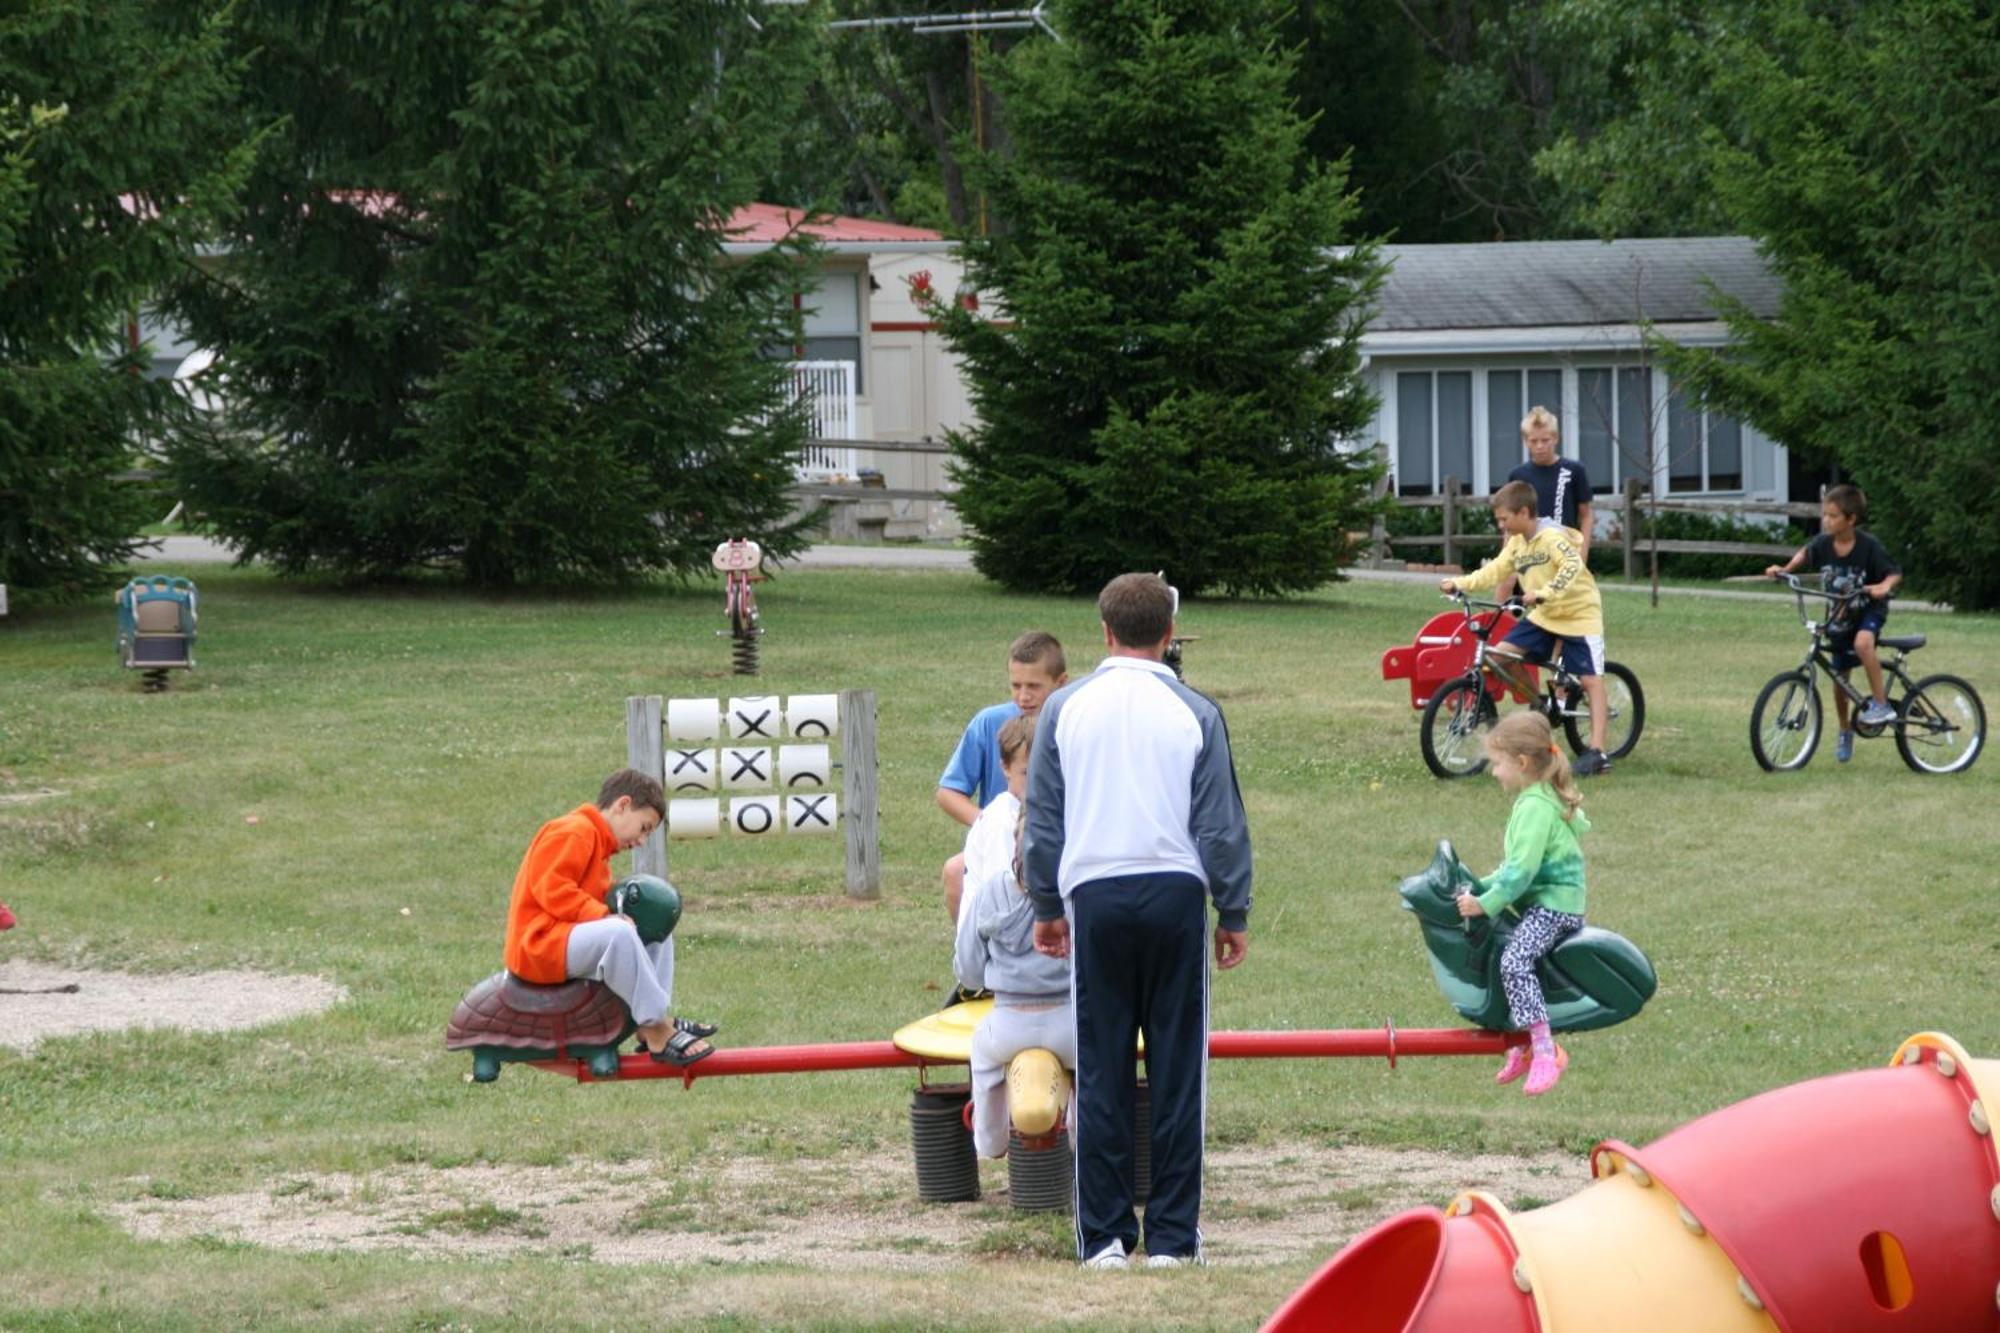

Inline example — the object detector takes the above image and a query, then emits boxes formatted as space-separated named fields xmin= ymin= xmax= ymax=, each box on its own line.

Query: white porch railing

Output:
xmin=790 ymin=360 xmax=858 ymax=478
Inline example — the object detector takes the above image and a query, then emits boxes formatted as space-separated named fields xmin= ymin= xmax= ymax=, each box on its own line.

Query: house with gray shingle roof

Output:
xmin=1359 ymin=237 xmax=1798 ymax=509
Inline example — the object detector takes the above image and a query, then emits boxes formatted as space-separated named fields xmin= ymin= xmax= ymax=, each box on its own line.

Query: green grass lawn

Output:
xmin=2 ymin=566 xmax=1996 ymax=1329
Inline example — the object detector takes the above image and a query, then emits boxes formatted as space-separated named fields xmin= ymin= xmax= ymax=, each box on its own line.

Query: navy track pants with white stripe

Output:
xmin=1069 ymin=870 xmax=1209 ymax=1260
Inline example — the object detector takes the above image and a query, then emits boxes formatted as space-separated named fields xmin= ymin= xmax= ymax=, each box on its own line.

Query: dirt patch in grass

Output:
xmin=105 ymin=1141 xmax=1587 ymax=1270
xmin=0 ymin=961 xmax=346 ymax=1052
xmin=0 ymin=786 xmax=68 ymax=805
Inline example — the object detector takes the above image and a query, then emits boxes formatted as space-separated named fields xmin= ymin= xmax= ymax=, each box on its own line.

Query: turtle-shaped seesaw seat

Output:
xmin=445 ymin=874 xmax=681 ymax=1082
xmin=1400 ymin=840 xmax=1656 ymax=1033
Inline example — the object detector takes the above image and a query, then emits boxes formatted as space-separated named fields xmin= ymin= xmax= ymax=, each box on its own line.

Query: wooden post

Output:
xmin=1441 ymin=477 xmax=1458 ymax=570
xmin=626 ymin=694 xmax=667 ymax=880
xmin=1623 ymin=478 xmax=1642 ymax=582
xmin=839 ymin=688 xmax=880 ymax=900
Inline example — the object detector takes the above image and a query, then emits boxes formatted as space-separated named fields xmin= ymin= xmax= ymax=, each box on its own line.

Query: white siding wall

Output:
xmin=1366 ymin=349 xmax=1788 ymax=511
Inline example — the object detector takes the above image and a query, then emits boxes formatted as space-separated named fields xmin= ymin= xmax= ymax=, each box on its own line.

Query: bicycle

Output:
xmin=1418 ymin=592 xmax=1646 ymax=779
xmin=1750 ymin=574 xmax=1984 ymax=774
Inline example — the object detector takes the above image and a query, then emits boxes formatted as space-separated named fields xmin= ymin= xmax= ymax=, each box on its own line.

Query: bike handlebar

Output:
xmin=1771 ymin=571 xmax=1890 ymax=608
xmin=1442 ymin=590 xmax=1527 ymax=618
xmin=1770 ymin=572 xmax=1888 ymax=637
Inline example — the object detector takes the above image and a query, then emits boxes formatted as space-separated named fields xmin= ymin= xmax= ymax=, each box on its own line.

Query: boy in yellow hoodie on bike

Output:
xmin=1441 ymin=481 xmax=1614 ymax=776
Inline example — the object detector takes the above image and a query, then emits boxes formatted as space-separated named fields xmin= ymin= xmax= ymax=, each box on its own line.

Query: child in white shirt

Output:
xmin=952 ymin=714 xmax=1075 ymax=1157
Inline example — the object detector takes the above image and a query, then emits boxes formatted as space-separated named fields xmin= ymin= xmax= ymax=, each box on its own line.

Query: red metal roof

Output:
xmin=125 ymin=192 xmax=943 ymax=246
xmin=726 ymin=203 xmax=944 ymax=245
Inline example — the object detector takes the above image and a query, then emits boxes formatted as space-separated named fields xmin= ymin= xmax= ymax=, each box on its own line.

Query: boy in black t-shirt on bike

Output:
xmin=1767 ymin=484 xmax=1903 ymax=761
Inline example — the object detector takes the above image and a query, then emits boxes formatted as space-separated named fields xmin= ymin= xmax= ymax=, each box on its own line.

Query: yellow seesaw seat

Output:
xmin=891 ymin=999 xmax=1081 ymax=1138
xmin=891 ymin=997 xmax=994 ymax=1061
xmin=1006 ymin=1047 xmax=1070 ymax=1136
xmin=891 ymin=998 xmax=1142 ymax=1060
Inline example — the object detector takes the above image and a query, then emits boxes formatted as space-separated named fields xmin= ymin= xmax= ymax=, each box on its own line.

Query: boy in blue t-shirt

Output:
xmin=939 ymin=630 xmax=1067 ymax=922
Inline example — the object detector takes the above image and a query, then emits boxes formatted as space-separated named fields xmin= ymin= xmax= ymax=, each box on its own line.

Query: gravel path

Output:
xmin=0 ymin=961 xmax=346 ymax=1051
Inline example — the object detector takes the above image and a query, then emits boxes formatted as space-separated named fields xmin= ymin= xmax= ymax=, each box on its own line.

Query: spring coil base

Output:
xmin=1007 ymin=1128 xmax=1073 ymax=1212
xmin=723 ymin=626 xmax=763 ymax=676
xmin=910 ymin=1084 xmax=979 ymax=1203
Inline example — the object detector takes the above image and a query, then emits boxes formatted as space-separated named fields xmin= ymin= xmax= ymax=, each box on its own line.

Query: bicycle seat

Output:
xmin=1878 ymin=634 xmax=1926 ymax=651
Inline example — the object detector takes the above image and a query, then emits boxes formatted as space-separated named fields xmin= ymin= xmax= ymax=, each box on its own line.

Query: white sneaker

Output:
xmin=1859 ymin=699 xmax=1897 ymax=727
xmin=1145 ymin=1252 xmax=1204 ymax=1269
xmin=1083 ymin=1239 xmax=1129 ymax=1270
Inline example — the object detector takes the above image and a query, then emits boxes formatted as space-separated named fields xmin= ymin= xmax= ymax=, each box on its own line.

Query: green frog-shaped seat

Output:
xmin=1399 ymin=839 xmax=1656 ymax=1033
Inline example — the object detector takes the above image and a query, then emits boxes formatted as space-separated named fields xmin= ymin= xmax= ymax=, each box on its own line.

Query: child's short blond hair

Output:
xmin=1492 ymin=480 xmax=1538 ymax=515
xmin=1521 ymin=405 xmax=1559 ymax=437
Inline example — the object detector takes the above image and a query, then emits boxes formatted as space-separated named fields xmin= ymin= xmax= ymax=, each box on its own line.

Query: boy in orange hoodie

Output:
xmin=505 ymin=768 xmax=714 ymax=1066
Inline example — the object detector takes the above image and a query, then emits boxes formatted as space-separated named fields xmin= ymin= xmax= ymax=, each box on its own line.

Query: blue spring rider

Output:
xmin=116 ymin=576 xmax=198 ymax=692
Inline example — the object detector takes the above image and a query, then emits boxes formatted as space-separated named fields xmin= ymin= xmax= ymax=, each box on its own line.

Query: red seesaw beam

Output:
xmin=530 ymin=1023 xmax=1521 ymax=1087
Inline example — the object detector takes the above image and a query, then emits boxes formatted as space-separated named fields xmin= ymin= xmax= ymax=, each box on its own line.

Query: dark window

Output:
xmin=1396 ymin=372 xmax=1433 ymax=496
xmin=1437 ymin=372 xmax=1472 ymax=493
xmin=798 ymin=271 xmax=864 ymax=392
xmin=801 ymin=335 xmax=862 ymax=370
xmin=1527 ymin=369 xmax=1563 ymax=433
xmin=1708 ymin=414 xmax=1743 ymax=491
xmin=1579 ymin=368 xmax=1615 ymax=493
xmin=1488 ymin=368 xmax=1569 ymax=492
xmin=1668 ymin=387 xmax=1703 ymax=493
xmin=1617 ymin=368 xmax=1651 ymax=490
xmin=1487 ymin=371 xmax=1522 ymax=492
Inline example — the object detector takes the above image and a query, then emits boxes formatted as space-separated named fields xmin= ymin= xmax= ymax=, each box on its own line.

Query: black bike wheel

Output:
xmin=1750 ymin=671 xmax=1821 ymax=772
xmin=1420 ymin=679 xmax=1498 ymax=779
xmin=1561 ymin=661 xmax=1646 ymax=761
xmin=1894 ymin=673 xmax=1985 ymax=775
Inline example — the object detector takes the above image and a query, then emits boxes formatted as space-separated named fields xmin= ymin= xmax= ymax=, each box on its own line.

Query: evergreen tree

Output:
xmin=1647 ymin=1 xmax=2000 ymax=609
xmin=1532 ymin=0 xmax=1765 ymax=239
xmin=164 ymin=1 xmax=820 ymax=587
xmin=0 ymin=4 xmax=245 ymax=603
xmin=1283 ymin=0 xmax=1479 ymax=243
xmin=935 ymin=0 xmax=1383 ymax=597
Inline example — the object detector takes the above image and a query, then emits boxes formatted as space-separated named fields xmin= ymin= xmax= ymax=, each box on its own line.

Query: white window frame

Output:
xmin=1371 ymin=351 xmax=1783 ymax=502
xmin=1575 ymin=362 xmax=1660 ymax=498
xmin=1387 ymin=367 xmax=1476 ymax=497
xmin=1483 ymin=365 xmax=1567 ymax=493
xmin=794 ymin=266 xmax=867 ymax=394
xmin=1382 ymin=359 xmax=1585 ymax=497
xmin=1665 ymin=384 xmax=1746 ymax=495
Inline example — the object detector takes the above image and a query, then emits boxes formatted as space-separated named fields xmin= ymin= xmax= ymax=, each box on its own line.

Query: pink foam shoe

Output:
xmin=1523 ymin=1044 xmax=1569 ymax=1096
xmin=1495 ymin=1045 xmax=1532 ymax=1085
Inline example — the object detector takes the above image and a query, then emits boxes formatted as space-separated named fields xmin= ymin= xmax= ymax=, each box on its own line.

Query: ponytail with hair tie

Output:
xmin=1485 ymin=709 xmax=1587 ymax=822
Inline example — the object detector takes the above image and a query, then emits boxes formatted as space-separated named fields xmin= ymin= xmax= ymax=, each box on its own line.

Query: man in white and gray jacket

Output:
xmin=1024 ymin=572 xmax=1252 ymax=1270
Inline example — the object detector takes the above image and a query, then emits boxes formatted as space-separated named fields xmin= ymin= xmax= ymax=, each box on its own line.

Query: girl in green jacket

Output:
xmin=1455 ymin=710 xmax=1589 ymax=1096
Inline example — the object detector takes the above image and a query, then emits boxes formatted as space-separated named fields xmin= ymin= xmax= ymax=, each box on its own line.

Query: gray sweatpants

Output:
xmin=970 ymin=1000 xmax=1077 ymax=1159
xmin=565 ymin=917 xmax=675 ymax=1027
